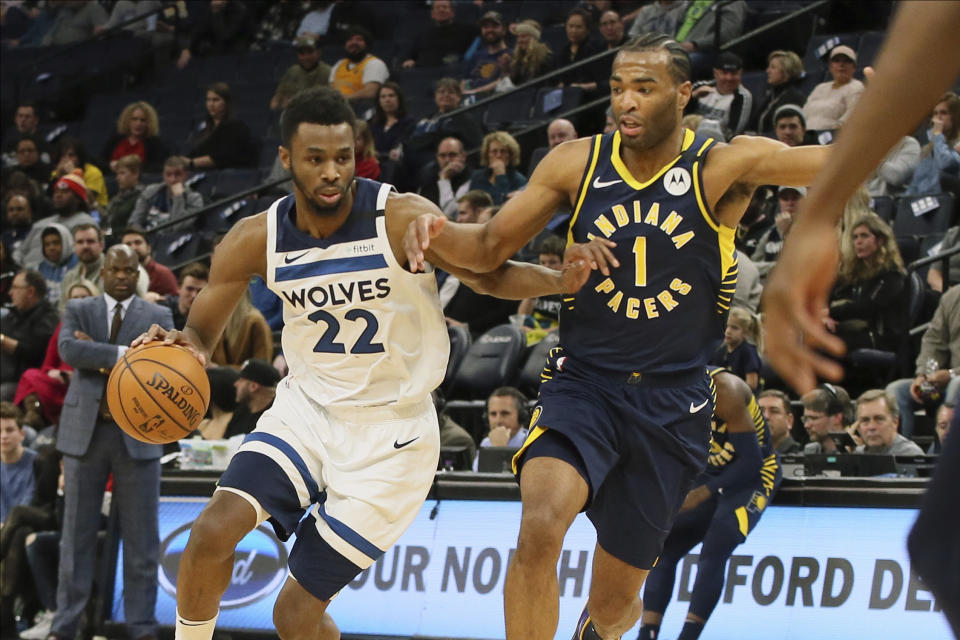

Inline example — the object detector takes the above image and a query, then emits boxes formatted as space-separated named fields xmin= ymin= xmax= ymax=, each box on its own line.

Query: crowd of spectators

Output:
xmin=1 ymin=1 xmax=959 ymax=636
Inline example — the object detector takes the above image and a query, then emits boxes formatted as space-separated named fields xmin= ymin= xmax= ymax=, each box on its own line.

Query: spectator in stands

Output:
xmin=101 ymin=101 xmax=168 ymax=173
xmin=802 ymin=384 xmax=853 ymax=454
xmin=2 ymin=103 xmax=49 ymax=169
xmin=4 ymin=170 xmax=53 ymax=223
xmin=528 ymin=118 xmax=578 ymax=175
xmin=866 ymin=135 xmax=921 ymax=197
xmin=461 ymin=11 xmax=510 ymax=97
xmin=183 ymin=82 xmax=258 ymax=170
xmin=41 ymin=0 xmax=107 ymax=46
xmin=223 ymin=358 xmax=279 ymax=438
xmin=0 ymin=403 xmax=35 ymax=522
xmin=0 ymin=270 xmax=58 ymax=401
xmin=931 ymin=403 xmax=953 ymax=454
xmin=129 ymin=156 xmax=204 ymax=232
xmin=455 ymin=190 xmax=493 ymax=224
xmin=210 ymin=289 xmax=273 ymax=368
xmin=759 ymin=390 xmax=801 ymax=454
xmin=516 ymin=235 xmax=564 ymax=346
xmin=15 ymin=172 xmax=95 ymax=271
xmin=405 ymin=78 xmax=484 ymax=179
xmin=628 ymin=1 xmax=686 ymax=39
xmin=854 ymin=389 xmax=924 ymax=456
xmin=709 ymin=307 xmax=761 ymax=390
xmin=401 ymin=0 xmax=476 ymax=69
xmin=803 ymin=45 xmax=864 ymax=132
xmin=330 ymin=25 xmax=389 ymax=104
xmin=3 ymin=193 xmax=34 ymax=260
xmin=599 ymin=10 xmax=627 ymax=50
xmin=194 ymin=367 xmax=238 ymax=440
xmin=826 ymin=214 xmax=907 ymax=352
xmin=469 ymin=131 xmax=527 ymax=205
xmin=904 ymin=92 xmax=960 ymax=195
xmin=507 ymin=20 xmax=552 ymax=87
xmin=927 ymin=226 xmax=960 ymax=292
xmin=50 ymin=137 xmax=108 ymax=210
xmin=553 ymin=8 xmax=600 ymax=93
xmin=95 ymin=0 xmax=162 ymax=36
xmin=60 ymin=223 xmax=148 ymax=306
xmin=176 ymin=0 xmax=249 ymax=69
xmin=353 ymin=120 xmax=381 ymax=180
xmin=252 ymin=1 xmax=311 ymax=50
xmin=772 ymin=104 xmax=807 ymax=147
xmin=687 ymin=52 xmax=752 ymax=140
xmin=417 ymin=137 xmax=472 ymax=218
xmin=295 ymin=0 xmax=338 ymax=40
xmin=269 ymin=34 xmax=331 ymax=112
xmin=752 ymin=50 xmax=806 ymax=137
xmin=473 ymin=387 xmax=530 ymax=471
xmin=4 ymin=134 xmax=50 ymax=185
xmin=369 ymin=82 xmax=415 ymax=162
xmin=161 ymin=262 xmax=208 ymax=330
xmin=121 ymin=227 xmax=179 ymax=301
xmin=102 ymin=154 xmax=144 ymax=233
xmin=751 ymin=185 xmax=803 ymax=279
xmin=35 ymin=225 xmax=75 ymax=305
xmin=886 ymin=284 xmax=960 ymax=438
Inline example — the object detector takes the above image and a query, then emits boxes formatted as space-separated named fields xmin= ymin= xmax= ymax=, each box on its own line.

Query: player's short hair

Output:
xmin=538 ymin=235 xmax=566 ymax=259
xmin=0 ymin=401 xmax=23 ymax=426
xmin=280 ymin=86 xmax=357 ymax=148
xmin=72 ymin=222 xmax=102 ymax=241
xmin=456 ymin=190 xmax=494 ymax=210
xmin=20 ymin=268 xmax=47 ymax=298
xmin=856 ymin=389 xmax=899 ymax=420
xmin=618 ymin=32 xmax=691 ymax=85
xmin=114 ymin=154 xmax=142 ymax=174
xmin=759 ymin=389 xmax=792 ymax=415
xmin=178 ymin=262 xmax=209 ymax=284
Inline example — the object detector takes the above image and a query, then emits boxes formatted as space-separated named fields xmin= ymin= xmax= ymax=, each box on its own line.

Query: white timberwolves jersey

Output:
xmin=265 ymin=179 xmax=449 ymax=406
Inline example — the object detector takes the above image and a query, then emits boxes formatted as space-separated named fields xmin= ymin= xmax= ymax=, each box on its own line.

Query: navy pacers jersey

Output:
xmin=562 ymin=128 xmax=738 ymax=373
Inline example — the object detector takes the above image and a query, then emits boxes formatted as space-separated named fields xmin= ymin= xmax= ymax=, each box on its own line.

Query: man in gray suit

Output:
xmin=51 ymin=244 xmax=174 ymax=640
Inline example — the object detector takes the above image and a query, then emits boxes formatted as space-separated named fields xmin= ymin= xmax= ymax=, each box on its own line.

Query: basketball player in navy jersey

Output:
xmin=405 ymin=33 xmax=831 ymax=640
xmin=639 ymin=367 xmax=780 ymax=640
xmin=762 ymin=3 xmax=960 ymax=635
xmin=132 ymin=86 xmax=589 ymax=640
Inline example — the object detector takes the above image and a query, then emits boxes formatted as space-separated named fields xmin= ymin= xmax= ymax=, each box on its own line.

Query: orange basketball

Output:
xmin=106 ymin=343 xmax=210 ymax=444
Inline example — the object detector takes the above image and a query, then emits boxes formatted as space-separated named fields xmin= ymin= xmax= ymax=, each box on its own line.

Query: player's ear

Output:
xmin=677 ymin=80 xmax=692 ymax=110
xmin=279 ymin=144 xmax=291 ymax=171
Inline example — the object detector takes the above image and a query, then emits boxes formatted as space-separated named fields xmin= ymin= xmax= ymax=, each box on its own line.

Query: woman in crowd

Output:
xmin=101 ymin=101 xmax=168 ymax=173
xmin=826 ymin=214 xmax=907 ymax=352
xmin=210 ymin=289 xmax=273 ymax=368
xmin=553 ymin=8 xmax=600 ymax=93
xmin=354 ymin=120 xmax=381 ymax=180
xmin=183 ymin=82 xmax=257 ymax=170
xmin=508 ymin=20 xmax=552 ymax=87
xmin=753 ymin=50 xmax=807 ymax=136
xmin=802 ymin=45 xmax=864 ymax=132
xmin=469 ymin=131 xmax=527 ymax=205
xmin=49 ymin=137 xmax=107 ymax=209
xmin=905 ymin=92 xmax=960 ymax=195
xmin=369 ymin=82 xmax=416 ymax=163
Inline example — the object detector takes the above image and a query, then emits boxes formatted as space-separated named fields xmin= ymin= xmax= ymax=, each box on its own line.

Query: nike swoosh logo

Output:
xmin=394 ymin=437 xmax=419 ymax=449
xmin=284 ymin=251 xmax=310 ymax=264
xmin=689 ymin=399 xmax=709 ymax=413
xmin=592 ymin=177 xmax=623 ymax=189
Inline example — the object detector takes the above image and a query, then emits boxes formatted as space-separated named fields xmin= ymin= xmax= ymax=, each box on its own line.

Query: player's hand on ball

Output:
xmin=131 ymin=324 xmax=206 ymax=367
xmin=564 ymin=237 xmax=619 ymax=276
xmin=404 ymin=213 xmax=446 ymax=273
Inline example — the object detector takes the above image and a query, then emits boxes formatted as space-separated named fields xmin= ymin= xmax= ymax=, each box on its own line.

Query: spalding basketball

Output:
xmin=106 ymin=343 xmax=210 ymax=444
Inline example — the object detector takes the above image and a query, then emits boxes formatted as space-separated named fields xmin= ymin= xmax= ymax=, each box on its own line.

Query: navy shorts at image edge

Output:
xmin=516 ymin=359 xmax=713 ymax=569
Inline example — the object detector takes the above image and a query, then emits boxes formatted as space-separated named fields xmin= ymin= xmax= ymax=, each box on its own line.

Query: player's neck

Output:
xmin=619 ymin=126 xmax=685 ymax=183
xmin=292 ymin=186 xmax=354 ymax=239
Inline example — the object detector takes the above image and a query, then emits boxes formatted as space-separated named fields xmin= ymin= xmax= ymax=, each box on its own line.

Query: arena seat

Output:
xmin=893 ymin=192 xmax=954 ymax=238
xmin=450 ymin=324 xmax=526 ymax=400
xmin=443 ymin=323 xmax=472 ymax=393
xmin=482 ymin=87 xmax=537 ymax=131
xmin=870 ymin=195 xmax=895 ymax=223
xmin=212 ymin=168 xmax=260 ymax=199
xmin=149 ymin=231 xmax=214 ymax=268
xmin=516 ymin=331 xmax=560 ymax=397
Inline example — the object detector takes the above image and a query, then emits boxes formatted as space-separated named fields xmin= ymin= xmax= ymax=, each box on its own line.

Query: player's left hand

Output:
xmin=404 ymin=213 xmax=446 ymax=273
xmin=763 ymin=217 xmax=846 ymax=394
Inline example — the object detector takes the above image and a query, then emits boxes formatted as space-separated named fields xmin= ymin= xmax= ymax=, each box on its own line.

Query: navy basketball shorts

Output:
xmin=514 ymin=354 xmax=713 ymax=569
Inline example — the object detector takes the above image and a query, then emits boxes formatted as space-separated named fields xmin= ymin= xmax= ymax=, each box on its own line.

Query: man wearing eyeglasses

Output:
xmin=800 ymin=384 xmax=853 ymax=454
xmin=417 ymin=137 xmax=472 ymax=218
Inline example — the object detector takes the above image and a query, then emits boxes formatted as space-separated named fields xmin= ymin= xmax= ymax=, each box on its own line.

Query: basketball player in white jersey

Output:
xmin=133 ymin=87 xmax=587 ymax=639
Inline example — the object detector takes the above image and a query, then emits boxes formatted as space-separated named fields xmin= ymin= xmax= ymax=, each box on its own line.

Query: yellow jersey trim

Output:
xmin=567 ymin=135 xmax=603 ymax=246
xmin=512 ymin=425 xmax=549 ymax=475
xmin=610 ymin=128 xmax=696 ymax=190
xmin=735 ymin=506 xmax=749 ymax=538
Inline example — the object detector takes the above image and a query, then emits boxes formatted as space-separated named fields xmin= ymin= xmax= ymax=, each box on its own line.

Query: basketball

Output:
xmin=106 ymin=343 xmax=210 ymax=444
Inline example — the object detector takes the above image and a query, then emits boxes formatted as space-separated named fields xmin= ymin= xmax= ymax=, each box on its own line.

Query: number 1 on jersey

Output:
xmin=633 ymin=237 xmax=647 ymax=287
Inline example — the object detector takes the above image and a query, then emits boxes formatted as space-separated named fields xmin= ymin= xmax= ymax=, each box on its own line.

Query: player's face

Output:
xmin=0 ymin=418 xmax=24 ymax=457
xmin=759 ymin=396 xmax=793 ymax=441
xmin=851 ymin=224 xmax=880 ymax=260
xmin=487 ymin=396 xmax=521 ymax=436
xmin=856 ymin=398 xmax=897 ymax=448
xmin=283 ymin=122 xmax=356 ymax=217
xmin=610 ymin=50 xmax=690 ymax=151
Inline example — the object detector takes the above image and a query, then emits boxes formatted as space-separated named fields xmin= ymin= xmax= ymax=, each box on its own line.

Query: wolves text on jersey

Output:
xmin=280 ymin=277 xmax=391 ymax=310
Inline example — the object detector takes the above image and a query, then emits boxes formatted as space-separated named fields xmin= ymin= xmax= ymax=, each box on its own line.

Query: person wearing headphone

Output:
xmin=473 ymin=387 xmax=530 ymax=471
xmin=800 ymin=383 xmax=859 ymax=454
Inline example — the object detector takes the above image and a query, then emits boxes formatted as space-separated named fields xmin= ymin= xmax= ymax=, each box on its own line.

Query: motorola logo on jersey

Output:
xmin=663 ymin=167 xmax=692 ymax=196
xmin=159 ymin=523 xmax=289 ymax=608
xmin=281 ymin=277 xmax=391 ymax=310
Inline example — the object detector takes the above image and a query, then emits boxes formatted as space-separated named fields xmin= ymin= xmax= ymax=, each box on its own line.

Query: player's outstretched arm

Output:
xmin=402 ymin=139 xmax=590 ymax=273
xmin=132 ymin=214 xmax=268 ymax=365
xmin=763 ymin=1 xmax=960 ymax=393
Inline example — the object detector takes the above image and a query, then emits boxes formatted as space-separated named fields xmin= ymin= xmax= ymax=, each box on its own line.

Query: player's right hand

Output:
xmin=563 ymin=237 xmax=619 ymax=277
xmin=131 ymin=324 xmax=207 ymax=367
xmin=404 ymin=213 xmax=446 ymax=273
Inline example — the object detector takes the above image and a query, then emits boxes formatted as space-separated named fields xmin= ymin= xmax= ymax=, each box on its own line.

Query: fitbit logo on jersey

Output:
xmin=281 ymin=278 xmax=391 ymax=309
xmin=158 ymin=523 xmax=288 ymax=608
